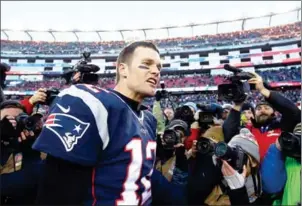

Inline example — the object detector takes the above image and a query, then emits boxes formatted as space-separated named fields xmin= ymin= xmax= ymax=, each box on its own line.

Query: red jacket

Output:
xmin=246 ymin=124 xmax=281 ymax=162
xmin=184 ymin=128 xmax=200 ymax=150
xmin=20 ymin=98 xmax=34 ymax=115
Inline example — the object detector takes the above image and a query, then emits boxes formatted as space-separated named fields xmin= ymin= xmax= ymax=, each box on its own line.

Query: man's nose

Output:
xmin=150 ymin=65 xmax=160 ymax=75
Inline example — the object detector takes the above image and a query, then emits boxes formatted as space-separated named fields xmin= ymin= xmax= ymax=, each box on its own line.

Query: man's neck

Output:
xmin=114 ymin=84 xmax=143 ymax=103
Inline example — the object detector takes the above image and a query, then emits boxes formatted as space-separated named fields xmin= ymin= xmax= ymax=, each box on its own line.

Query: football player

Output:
xmin=33 ymin=41 xmax=170 ymax=205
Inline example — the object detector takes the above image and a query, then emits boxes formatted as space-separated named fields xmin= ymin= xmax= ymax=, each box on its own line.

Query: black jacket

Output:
xmin=223 ymin=91 xmax=301 ymax=143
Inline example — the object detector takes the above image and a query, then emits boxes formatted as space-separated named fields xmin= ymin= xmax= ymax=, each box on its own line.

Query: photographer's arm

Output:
xmin=248 ymin=72 xmax=301 ymax=131
xmin=265 ymin=90 xmax=301 ymax=131
xmin=20 ymin=88 xmax=47 ymax=114
xmin=222 ymin=104 xmax=243 ymax=143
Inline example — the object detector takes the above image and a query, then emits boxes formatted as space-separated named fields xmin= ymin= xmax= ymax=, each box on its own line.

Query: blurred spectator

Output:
xmin=1 ymin=22 xmax=300 ymax=55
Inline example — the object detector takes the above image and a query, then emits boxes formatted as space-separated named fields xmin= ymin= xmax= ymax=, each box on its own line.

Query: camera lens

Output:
xmin=215 ymin=142 xmax=228 ymax=157
xmin=197 ymin=138 xmax=215 ymax=154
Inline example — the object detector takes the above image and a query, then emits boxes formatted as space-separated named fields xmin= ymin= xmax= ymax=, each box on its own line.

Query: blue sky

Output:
xmin=1 ymin=1 xmax=300 ymax=41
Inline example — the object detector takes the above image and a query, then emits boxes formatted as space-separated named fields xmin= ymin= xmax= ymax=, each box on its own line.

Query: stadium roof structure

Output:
xmin=1 ymin=8 xmax=301 ymax=42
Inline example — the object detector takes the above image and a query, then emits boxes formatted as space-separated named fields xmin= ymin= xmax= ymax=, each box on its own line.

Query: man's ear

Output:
xmin=118 ymin=63 xmax=128 ymax=79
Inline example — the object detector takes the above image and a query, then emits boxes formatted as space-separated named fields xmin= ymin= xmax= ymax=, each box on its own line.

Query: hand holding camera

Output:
xmin=221 ymin=160 xmax=247 ymax=190
xmin=29 ymin=88 xmax=47 ymax=105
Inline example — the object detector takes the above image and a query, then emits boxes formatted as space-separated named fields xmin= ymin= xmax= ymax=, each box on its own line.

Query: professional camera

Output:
xmin=174 ymin=105 xmax=195 ymax=126
xmin=162 ymin=119 xmax=189 ymax=150
xmin=278 ymin=131 xmax=301 ymax=159
xmin=196 ymin=137 xmax=216 ymax=155
xmin=214 ymin=142 xmax=248 ymax=173
xmin=62 ymin=48 xmax=100 ymax=85
xmin=196 ymin=103 xmax=224 ymax=130
xmin=218 ymin=64 xmax=256 ymax=103
xmin=1 ymin=113 xmax=42 ymax=144
xmin=38 ymin=88 xmax=60 ymax=106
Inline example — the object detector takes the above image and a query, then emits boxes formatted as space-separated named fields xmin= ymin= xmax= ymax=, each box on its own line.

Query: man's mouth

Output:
xmin=146 ymin=78 xmax=158 ymax=86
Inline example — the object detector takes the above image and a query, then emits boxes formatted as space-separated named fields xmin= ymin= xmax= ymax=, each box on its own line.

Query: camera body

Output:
xmin=278 ymin=131 xmax=301 ymax=159
xmin=1 ymin=113 xmax=42 ymax=144
xmin=196 ymin=137 xmax=216 ymax=155
xmin=62 ymin=49 xmax=100 ymax=85
xmin=214 ymin=142 xmax=248 ymax=173
xmin=38 ymin=88 xmax=60 ymax=106
xmin=174 ymin=105 xmax=195 ymax=126
xmin=218 ymin=64 xmax=255 ymax=103
xmin=162 ymin=119 xmax=189 ymax=150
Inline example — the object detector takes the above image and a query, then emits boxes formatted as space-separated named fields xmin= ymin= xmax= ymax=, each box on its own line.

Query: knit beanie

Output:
xmin=255 ymin=101 xmax=274 ymax=111
xmin=228 ymin=128 xmax=260 ymax=163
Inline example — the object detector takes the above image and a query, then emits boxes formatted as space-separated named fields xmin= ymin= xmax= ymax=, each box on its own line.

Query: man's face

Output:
xmin=164 ymin=108 xmax=174 ymax=121
xmin=243 ymin=109 xmax=254 ymax=121
xmin=122 ymin=47 xmax=161 ymax=98
xmin=222 ymin=109 xmax=230 ymax=120
xmin=255 ymin=105 xmax=274 ymax=124
xmin=0 ymin=107 xmax=23 ymax=120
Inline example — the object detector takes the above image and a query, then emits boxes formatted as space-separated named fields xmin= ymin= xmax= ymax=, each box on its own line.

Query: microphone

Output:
xmin=224 ymin=64 xmax=242 ymax=73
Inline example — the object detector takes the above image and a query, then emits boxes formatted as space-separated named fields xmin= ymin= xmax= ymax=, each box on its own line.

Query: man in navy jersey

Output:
xmin=33 ymin=41 xmax=169 ymax=205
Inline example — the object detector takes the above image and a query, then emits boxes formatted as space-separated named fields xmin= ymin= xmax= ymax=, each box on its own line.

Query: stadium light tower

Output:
xmin=96 ymin=31 xmax=102 ymax=41
xmin=72 ymin=29 xmax=80 ymax=41
xmin=1 ymin=30 xmax=9 ymax=40
xmin=48 ymin=29 xmax=57 ymax=41
xmin=24 ymin=30 xmax=33 ymax=41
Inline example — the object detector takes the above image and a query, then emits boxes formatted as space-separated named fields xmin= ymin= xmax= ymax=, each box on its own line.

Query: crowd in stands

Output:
xmin=1 ymin=22 xmax=300 ymax=55
xmin=5 ymin=66 xmax=301 ymax=92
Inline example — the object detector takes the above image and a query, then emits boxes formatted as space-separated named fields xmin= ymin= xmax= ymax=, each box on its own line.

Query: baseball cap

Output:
xmin=184 ymin=102 xmax=197 ymax=112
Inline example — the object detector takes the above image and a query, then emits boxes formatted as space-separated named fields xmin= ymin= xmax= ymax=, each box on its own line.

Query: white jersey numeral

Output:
xmin=116 ymin=139 xmax=156 ymax=206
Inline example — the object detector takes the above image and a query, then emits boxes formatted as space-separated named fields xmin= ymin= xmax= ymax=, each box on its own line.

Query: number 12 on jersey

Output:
xmin=116 ymin=138 xmax=156 ymax=206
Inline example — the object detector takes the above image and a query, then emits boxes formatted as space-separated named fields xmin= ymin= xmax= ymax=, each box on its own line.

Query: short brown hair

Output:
xmin=115 ymin=41 xmax=159 ymax=83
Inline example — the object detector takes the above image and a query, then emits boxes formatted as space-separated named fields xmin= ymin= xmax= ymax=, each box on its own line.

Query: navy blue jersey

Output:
xmin=33 ymin=84 xmax=157 ymax=205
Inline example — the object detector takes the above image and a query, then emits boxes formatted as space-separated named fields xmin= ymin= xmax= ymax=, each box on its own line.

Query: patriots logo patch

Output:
xmin=44 ymin=113 xmax=90 ymax=152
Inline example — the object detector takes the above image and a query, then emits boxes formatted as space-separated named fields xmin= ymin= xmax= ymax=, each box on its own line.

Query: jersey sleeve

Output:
xmin=32 ymin=85 xmax=110 ymax=166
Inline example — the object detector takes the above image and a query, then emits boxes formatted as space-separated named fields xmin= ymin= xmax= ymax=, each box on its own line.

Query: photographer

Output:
xmin=261 ymin=123 xmax=301 ymax=206
xmin=188 ymin=128 xmax=263 ymax=205
xmin=0 ymin=100 xmax=42 ymax=205
xmin=223 ymin=72 xmax=301 ymax=161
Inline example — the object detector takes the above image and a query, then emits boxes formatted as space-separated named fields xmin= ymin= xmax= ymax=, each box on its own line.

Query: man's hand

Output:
xmin=18 ymin=130 xmax=35 ymax=142
xmin=4 ymin=116 xmax=35 ymax=142
xmin=5 ymin=115 xmax=17 ymax=128
xmin=248 ymin=72 xmax=270 ymax=98
xmin=190 ymin=140 xmax=198 ymax=158
xmin=221 ymin=160 xmax=247 ymax=190
xmin=29 ymin=88 xmax=47 ymax=105
xmin=72 ymin=72 xmax=81 ymax=83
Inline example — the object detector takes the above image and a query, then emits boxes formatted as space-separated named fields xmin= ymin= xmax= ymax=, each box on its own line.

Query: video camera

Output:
xmin=196 ymin=103 xmax=223 ymax=130
xmin=62 ymin=48 xmax=100 ymax=85
xmin=1 ymin=113 xmax=42 ymax=145
xmin=278 ymin=131 xmax=301 ymax=159
xmin=218 ymin=64 xmax=255 ymax=103
xmin=214 ymin=142 xmax=248 ymax=173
